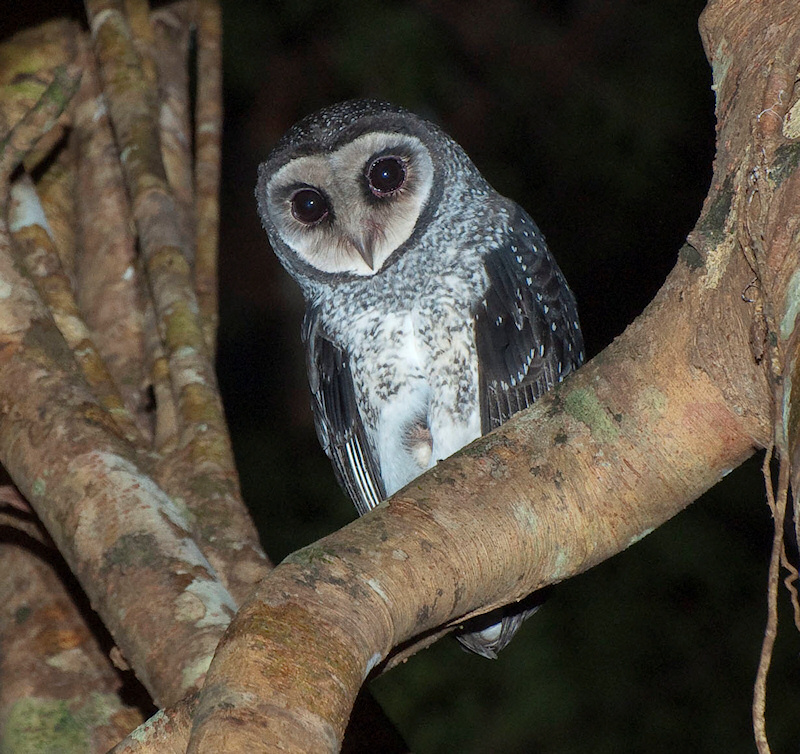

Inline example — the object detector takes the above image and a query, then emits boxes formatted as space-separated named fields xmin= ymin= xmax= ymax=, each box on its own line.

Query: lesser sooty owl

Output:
xmin=256 ymin=100 xmax=584 ymax=658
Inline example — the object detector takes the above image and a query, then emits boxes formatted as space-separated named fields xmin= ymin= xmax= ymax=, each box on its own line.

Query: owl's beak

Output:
xmin=351 ymin=236 xmax=375 ymax=270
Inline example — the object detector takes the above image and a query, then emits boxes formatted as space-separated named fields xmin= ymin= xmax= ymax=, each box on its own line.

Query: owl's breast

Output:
xmin=330 ymin=289 xmax=480 ymax=496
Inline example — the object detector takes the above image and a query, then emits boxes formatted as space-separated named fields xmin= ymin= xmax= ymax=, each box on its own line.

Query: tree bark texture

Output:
xmin=0 ymin=538 xmax=147 ymax=754
xmin=0 ymin=5 xmax=406 ymax=751
xmin=0 ymin=2 xmax=251 ymax=742
xmin=183 ymin=0 xmax=799 ymax=751
xmin=1 ymin=0 xmax=798 ymax=752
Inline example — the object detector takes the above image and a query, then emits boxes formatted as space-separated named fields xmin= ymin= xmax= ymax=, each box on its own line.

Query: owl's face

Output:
xmin=259 ymin=130 xmax=435 ymax=276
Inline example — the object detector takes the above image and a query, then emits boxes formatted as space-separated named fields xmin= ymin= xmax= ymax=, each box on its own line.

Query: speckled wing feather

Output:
xmin=474 ymin=207 xmax=584 ymax=435
xmin=303 ymin=308 xmax=386 ymax=515
xmin=460 ymin=208 xmax=583 ymax=658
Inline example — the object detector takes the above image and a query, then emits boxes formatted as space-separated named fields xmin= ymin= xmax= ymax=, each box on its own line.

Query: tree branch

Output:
xmin=85 ymin=0 xmax=269 ymax=604
xmin=0 ymin=7 xmax=407 ymax=750
xmin=188 ymin=249 xmax=770 ymax=751
xmin=185 ymin=0 xmax=800 ymax=750
xmin=0 ymin=539 xmax=148 ymax=753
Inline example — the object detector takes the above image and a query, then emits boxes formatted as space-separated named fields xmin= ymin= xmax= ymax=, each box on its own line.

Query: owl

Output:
xmin=256 ymin=100 xmax=584 ymax=658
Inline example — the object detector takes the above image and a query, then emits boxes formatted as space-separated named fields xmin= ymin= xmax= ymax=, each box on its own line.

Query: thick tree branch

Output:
xmin=185 ymin=1 xmax=800 ymax=751
xmin=85 ymin=0 xmax=269 ymax=603
xmin=9 ymin=174 xmax=144 ymax=446
xmin=188 ymin=254 xmax=769 ymax=752
xmin=0 ymin=8 xmax=407 ymax=750
xmin=696 ymin=3 xmax=800 ymax=750
xmin=73 ymin=33 xmax=151 ymax=437
xmin=0 ymin=540 xmax=147 ymax=753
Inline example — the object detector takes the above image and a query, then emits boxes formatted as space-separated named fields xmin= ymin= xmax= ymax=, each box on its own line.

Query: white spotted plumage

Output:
xmin=257 ymin=100 xmax=584 ymax=659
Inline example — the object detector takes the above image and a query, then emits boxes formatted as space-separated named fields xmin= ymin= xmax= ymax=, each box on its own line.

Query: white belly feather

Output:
xmin=350 ymin=308 xmax=481 ymax=497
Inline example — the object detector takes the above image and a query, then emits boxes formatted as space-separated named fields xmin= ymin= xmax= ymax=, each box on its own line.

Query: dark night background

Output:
xmin=6 ymin=1 xmax=800 ymax=751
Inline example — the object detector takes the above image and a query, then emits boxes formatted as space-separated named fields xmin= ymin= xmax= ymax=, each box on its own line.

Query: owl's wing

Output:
xmin=474 ymin=206 xmax=584 ymax=433
xmin=303 ymin=308 xmax=386 ymax=515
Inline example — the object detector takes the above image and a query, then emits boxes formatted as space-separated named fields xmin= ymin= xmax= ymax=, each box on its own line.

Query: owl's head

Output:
xmin=257 ymin=100 xmax=457 ymax=283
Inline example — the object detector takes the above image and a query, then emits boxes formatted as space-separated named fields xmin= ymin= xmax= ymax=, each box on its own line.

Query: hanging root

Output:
xmin=753 ymin=448 xmax=791 ymax=754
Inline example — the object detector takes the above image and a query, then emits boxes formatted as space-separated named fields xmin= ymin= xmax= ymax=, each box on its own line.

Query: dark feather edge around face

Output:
xmin=256 ymin=100 xmax=452 ymax=286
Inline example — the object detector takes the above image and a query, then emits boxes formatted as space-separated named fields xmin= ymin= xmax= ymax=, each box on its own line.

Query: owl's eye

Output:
xmin=367 ymin=156 xmax=406 ymax=196
xmin=290 ymin=188 xmax=329 ymax=225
